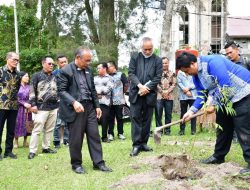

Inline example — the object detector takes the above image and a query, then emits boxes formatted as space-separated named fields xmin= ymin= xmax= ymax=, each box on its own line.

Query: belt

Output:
xmin=80 ymin=99 xmax=92 ymax=104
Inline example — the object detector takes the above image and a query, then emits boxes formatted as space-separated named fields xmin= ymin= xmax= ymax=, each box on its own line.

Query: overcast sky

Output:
xmin=1 ymin=0 xmax=250 ymax=16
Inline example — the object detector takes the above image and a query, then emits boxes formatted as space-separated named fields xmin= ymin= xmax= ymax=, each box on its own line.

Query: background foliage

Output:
xmin=0 ymin=0 xmax=154 ymax=73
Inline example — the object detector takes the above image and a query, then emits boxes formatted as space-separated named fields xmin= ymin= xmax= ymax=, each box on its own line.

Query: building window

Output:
xmin=179 ymin=6 xmax=189 ymax=45
xmin=211 ymin=0 xmax=222 ymax=53
xmin=211 ymin=16 xmax=221 ymax=39
xmin=212 ymin=0 xmax=221 ymax=12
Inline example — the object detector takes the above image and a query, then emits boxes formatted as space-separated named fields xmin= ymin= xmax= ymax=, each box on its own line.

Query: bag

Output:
xmin=25 ymin=112 xmax=34 ymax=133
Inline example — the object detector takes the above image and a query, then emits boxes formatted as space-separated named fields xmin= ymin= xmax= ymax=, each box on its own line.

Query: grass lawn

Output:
xmin=0 ymin=114 xmax=246 ymax=190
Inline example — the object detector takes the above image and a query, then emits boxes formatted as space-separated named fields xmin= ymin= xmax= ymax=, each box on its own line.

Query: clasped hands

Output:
xmin=138 ymin=84 xmax=150 ymax=96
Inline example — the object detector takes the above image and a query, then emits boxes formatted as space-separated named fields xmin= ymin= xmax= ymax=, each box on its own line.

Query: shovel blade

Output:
xmin=153 ymin=131 xmax=161 ymax=144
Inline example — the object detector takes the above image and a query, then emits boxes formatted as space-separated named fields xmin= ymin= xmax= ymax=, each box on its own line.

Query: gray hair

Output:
xmin=6 ymin=52 xmax=18 ymax=60
xmin=141 ymin=37 xmax=153 ymax=48
xmin=74 ymin=46 xmax=91 ymax=58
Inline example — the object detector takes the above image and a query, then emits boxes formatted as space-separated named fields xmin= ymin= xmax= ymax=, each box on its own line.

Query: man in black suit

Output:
xmin=128 ymin=37 xmax=163 ymax=156
xmin=57 ymin=47 xmax=112 ymax=174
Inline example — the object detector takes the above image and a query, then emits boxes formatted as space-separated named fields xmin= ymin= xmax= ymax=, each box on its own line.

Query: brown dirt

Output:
xmin=109 ymin=154 xmax=250 ymax=190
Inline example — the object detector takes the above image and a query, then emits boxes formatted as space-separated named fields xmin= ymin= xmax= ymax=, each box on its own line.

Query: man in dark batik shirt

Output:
xmin=28 ymin=56 xmax=59 ymax=159
xmin=0 ymin=52 xmax=21 ymax=160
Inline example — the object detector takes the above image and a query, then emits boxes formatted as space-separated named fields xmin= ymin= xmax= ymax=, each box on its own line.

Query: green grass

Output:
xmin=0 ymin=114 xmax=246 ymax=190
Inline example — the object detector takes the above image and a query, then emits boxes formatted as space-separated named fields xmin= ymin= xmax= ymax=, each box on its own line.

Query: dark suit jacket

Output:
xmin=57 ymin=62 xmax=100 ymax=123
xmin=128 ymin=52 xmax=163 ymax=106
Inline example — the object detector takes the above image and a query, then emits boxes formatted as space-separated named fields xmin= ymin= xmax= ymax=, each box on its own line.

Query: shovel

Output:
xmin=153 ymin=111 xmax=205 ymax=144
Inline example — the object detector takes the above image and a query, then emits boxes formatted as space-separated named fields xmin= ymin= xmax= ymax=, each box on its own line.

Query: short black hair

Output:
xmin=42 ymin=56 xmax=53 ymax=64
xmin=176 ymin=52 xmax=197 ymax=69
xmin=98 ymin=62 xmax=108 ymax=70
xmin=107 ymin=60 xmax=117 ymax=70
xmin=56 ymin=55 xmax=67 ymax=61
xmin=224 ymin=41 xmax=240 ymax=49
xmin=162 ymin=56 xmax=169 ymax=61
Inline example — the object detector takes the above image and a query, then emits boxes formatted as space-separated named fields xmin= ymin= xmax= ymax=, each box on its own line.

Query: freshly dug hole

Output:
xmin=159 ymin=154 xmax=203 ymax=180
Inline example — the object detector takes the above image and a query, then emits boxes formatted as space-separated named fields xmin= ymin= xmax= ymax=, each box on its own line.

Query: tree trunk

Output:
xmin=160 ymin=0 xmax=175 ymax=57
xmin=98 ymin=0 xmax=118 ymax=61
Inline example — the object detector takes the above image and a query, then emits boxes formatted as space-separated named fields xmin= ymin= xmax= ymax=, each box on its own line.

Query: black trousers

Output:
xmin=108 ymin=105 xmax=124 ymax=136
xmin=155 ymin=99 xmax=173 ymax=133
xmin=68 ymin=102 xmax=103 ymax=168
xmin=0 ymin=109 xmax=18 ymax=155
xmin=130 ymin=97 xmax=154 ymax=147
xmin=180 ymin=100 xmax=196 ymax=132
xmin=213 ymin=94 xmax=250 ymax=164
xmin=100 ymin=104 xmax=110 ymax=140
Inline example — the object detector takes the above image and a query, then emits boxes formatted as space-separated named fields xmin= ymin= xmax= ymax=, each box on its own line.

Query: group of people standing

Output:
xmin=0 ymin=39 xmax=250 ymax=175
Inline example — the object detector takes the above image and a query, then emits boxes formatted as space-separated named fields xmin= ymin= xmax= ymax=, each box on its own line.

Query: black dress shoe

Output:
xmin=141 ymin=144 xmax=153 ymax=152
xmin=130 ymin=147 xmax=140 ymax=157
xmin=179 ymin=130 xmax=185 ymax=136
xmin=102 ymin=138 xmax=110 ymax=143
xmin=72 ymin=166 xmax=85 ymax=174
xmin=93 ymin=163 xmax=112 ymax=172
xmin=200 ymin=155 xmax=225 ymax=164
xmin=239 ymin=165 xmax=250 ymax=174
xmin=4 ymin=152 xmax=17 ymax=159
xmin=42 ymin=148 xmax=57 ymax=154
xmin=28 ymin=152 xmax=36 ymax=159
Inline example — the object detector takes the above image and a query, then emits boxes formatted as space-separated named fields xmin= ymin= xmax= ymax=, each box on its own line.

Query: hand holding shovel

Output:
xmin=153 ymin=111 xmax=205 ymax=144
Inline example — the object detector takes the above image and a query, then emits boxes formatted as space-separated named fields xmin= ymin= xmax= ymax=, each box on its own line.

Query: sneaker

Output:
xmin=108 ymin=134 xmax=114 ymax=141
xmin=118 ymin=134 xmax=126 ymax=140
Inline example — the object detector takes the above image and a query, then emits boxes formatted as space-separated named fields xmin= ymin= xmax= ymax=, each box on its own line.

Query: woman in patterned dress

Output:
xmin=14 ymin=72 xmax=32 ymax=148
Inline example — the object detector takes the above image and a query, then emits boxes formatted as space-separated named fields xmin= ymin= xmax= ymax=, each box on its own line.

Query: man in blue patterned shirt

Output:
xmin=0 ymin=52 xmax=20 ymax=160
xmin=176 ymin=52 xmax=250 ymax=174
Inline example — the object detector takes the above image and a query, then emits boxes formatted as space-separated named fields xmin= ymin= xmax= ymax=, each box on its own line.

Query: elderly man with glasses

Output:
xmin=28 ymin=56 xmax=58 ymax=159
xmin=0 ymin=52 xmax=21 ymax=160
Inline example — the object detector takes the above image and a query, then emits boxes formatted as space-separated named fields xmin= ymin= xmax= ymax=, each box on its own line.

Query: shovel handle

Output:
xmin=155 ymin=111 xmax=205 ymax=133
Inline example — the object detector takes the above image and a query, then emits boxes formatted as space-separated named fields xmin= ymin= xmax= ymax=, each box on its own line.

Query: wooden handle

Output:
xmin=155 ymin=111 xmax=205 ymax=133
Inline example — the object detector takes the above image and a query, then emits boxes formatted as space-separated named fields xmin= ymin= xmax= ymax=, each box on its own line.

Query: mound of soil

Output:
xmin=159 ymin=154 xmax=203 ymax=180
xmin=110 ymin=154 xmax=248 ymax=190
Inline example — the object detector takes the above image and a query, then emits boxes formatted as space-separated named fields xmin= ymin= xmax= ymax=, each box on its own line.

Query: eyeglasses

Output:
xmin=12 ymin=58 xmax=19 ymax=62
xmin=47 ymin=62 xmax=55 ymax=66
xmin=143 ymin=48 xmax=152 ymax=51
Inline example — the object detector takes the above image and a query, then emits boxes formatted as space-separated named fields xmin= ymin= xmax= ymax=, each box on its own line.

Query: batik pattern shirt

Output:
xmin=190 ymin=55 xmax=250 ymax=113
xmin=0 ymin=65 xmax=20 ymax=110
xmin=94 ymin=74 xmax=113 ymax=106
xmin=110 ymin=72 xmax=128 ymax=105
xmin=156 ymin=70 xmax=176 ymax=100
xmin=29 ymin=71 xmax=59 ymax=111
